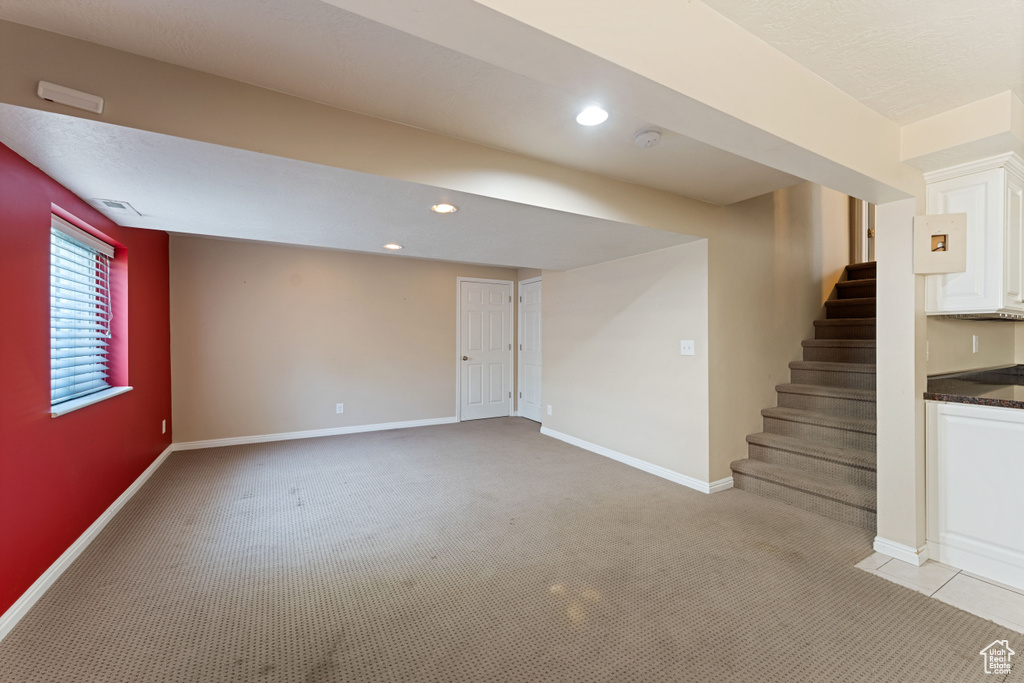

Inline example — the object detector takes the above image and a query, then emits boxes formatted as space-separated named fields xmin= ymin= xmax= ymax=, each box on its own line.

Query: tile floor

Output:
xmin=857 ymin=553 xmax=1024 ymax=633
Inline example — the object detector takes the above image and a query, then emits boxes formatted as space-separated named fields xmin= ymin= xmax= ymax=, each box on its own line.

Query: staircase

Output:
xmin=730 ymin=262 xmax=877 ymax=531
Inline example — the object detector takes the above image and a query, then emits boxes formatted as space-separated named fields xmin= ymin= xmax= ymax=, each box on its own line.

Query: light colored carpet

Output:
xmin=0 ymin=418 xmax=1013 ymax=681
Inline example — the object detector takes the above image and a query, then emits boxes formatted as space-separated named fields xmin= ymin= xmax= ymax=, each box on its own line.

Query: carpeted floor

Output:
xmin=0 ymin=418 xmax=1014 ymax=681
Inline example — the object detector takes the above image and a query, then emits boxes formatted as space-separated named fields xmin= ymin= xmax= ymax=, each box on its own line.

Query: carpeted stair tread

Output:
xmin=813 ymin=317 xmax=876 ymax=340
xmin=799 ymin=340 xmax=877 ymax=363
xmin=734 ymin=261 xmax=878 ymax=530
xmin=825 ymin=297 xmax=875 ymax=307
xmin=845 ymin=262 xmax=877 ymax=280
xmin=814 ymin=317 xmax=876 ymax=326
xmin=729 ymin=459 xmax=876 ymax=511
xmin=746 ymin=432 xmax=875 ymax=470
xmin=789 ymin=360 xmax=876 ymax=374
xmin=761 ymin=406 xmax=876 ymax=434
xmin=802 ymin=339 xmax=876 ymax=349
xmin=836 ymin=278 xmax=876 ymax=290
xmin=776 ymin=383 xmax=876 ymax=402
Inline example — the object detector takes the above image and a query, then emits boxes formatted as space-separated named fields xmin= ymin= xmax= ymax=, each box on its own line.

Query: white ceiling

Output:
xmin=0 ymin=104 xmax=695 ymax=270
xmin=0 ymin=0 xmax=800 ymax=206
xmin=702 ymin=0 xmax=1024 ymax=125
xmin=4 ymin=0 xmax=1015 ymax=267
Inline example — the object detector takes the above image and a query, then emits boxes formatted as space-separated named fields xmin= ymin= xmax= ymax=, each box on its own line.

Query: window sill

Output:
xmin=51 ymin=386 xmax=133 ymax=418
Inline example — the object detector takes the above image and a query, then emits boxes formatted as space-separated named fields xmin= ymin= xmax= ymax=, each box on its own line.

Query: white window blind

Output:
xmin=50 ymin=216 xmax=115 ymax=405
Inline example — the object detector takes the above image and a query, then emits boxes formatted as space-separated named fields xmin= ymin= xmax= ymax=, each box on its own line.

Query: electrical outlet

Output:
xmin=680 ymin=340 xmax=695 ymax=356
xmin=336 ymin=403 xmax=344 ymax=414
xmin=162 ymin=419 xmax=166 ymax=434
xmin=972 ymin=335 xmax=979 ymax=354
xmin=547 ymin=404 xmax=552 ymax=416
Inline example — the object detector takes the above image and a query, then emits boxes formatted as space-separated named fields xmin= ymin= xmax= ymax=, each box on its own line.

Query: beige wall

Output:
xmin=707 ymin=183 xmax=850 ymax=480
xmin=170 ymin=236 xmax=516 ymax=442
xmin=6 ymin=23 xmax=856 ymax=484
xmin=540 ymin=182 xmax=848 ymax=485
xmin=542 ymin=242 xmax=710 ymax=481
xmin=927 ymin=318 xmax=1016 ymax=375
xmin=170 ymin=190 xmax=845 ymax=482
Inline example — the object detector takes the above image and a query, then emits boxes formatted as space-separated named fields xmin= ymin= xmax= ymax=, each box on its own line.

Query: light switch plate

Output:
xmin=680 ymin=340 xmax=695 ymax=356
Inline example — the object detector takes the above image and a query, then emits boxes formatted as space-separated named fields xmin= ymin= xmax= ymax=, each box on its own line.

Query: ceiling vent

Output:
xmin=93 ymin=199 xmax=141 ymax=216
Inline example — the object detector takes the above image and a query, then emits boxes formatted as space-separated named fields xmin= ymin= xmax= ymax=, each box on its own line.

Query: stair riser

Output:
xmin=790 ymin=367 xmax=875 ymax=390
xmin=777 ymin=392 xmax=876 ymax=420
xmin=802 ymin=346 xmax=876 ymax=363
xmin=825 ymin=303 xmax=876 ymax=319
xmin=763 ymin=416 xmax=876 ymax=451
xmin=814 ymin=323 xmax=875 ymax=340
xmin=733 ymin=473 xmax=876 ymax=531
xmin=747 ymin=443 xmax=876 ymax=487
xmin=837 ymin=283 xmax=876 ymax=299
xmin=846 ymin=265 xmax=876 ymax=281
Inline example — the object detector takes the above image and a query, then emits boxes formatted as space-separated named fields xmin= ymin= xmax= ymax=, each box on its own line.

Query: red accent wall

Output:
xmin=0 ymin=142 xmax=172 ymax=615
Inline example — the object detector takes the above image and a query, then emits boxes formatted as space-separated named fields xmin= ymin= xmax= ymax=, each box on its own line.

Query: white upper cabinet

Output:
xmin=925 ymin=154 xmax=1024 ymax=317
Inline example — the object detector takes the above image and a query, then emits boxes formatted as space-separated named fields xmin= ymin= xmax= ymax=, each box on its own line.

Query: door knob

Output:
xmin=462 ymin=356 xmax=468 ymax=361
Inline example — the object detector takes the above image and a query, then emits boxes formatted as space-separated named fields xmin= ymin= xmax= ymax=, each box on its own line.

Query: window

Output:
xmin=50 ymin=215 xmax=115 ymax=406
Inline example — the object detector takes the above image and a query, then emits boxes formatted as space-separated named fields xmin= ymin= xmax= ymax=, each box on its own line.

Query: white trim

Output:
xmin=0 ymin=443 xmax=174 ymax=643
xmin=455 ymin=277 xmax=514 ymax=422
xmin=516 ymin=276 xmax=542 ymax=423
xmin=923 ymin=152 xmax=1024 ymax=184
xmin=707 ymin=476 xmax=735 ymax=494
xmin=51 ymin=386 xmax=133 ymax=417
xmin=540 ymin=426 xmax=729 ymax=494
xmin=51 ymin=214 xmax=115 ymax=257
xmin=173 ymin=417 xmax=458 ymax=451
xmin=873 ymin=536 xmax=930 ymax=566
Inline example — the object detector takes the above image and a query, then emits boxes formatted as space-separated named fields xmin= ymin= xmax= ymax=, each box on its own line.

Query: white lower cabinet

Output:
xmin=926 ymin=401 xmax=1024 ymax=590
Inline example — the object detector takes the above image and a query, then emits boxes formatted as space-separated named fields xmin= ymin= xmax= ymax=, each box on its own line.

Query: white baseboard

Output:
xmin=707 ymin=476 xmax=735 ymax=494
xmin=540 ymin=427 xmax=729 ymax=494
xmin=0 ymin=443 xmax=175 ymax=643
xmin=874 ymin=536 xmax=930 ymax=566
xmin=173 ymin=417 xmax=458 ymax=451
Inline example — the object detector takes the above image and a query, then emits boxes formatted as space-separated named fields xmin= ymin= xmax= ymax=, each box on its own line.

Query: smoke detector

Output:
xmin=634 ymin=130 xmax=662 ymax=149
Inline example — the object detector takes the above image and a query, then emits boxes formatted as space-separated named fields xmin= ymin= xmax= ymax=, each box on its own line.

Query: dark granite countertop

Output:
xmin=925 ymin=365 xmax=1024 ymax=409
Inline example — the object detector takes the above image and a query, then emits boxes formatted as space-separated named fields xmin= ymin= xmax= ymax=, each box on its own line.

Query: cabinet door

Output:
xmin=925 ymin=168 xmax=1004 ymax=314
xmin=926 ymin=401 xmax=1024 ymax=591
xmin=1003 ymin=171 xmax=1024 ymax=312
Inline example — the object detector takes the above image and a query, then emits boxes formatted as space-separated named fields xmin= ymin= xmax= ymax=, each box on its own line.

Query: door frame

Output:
xmin=516 ymin=276 xmax=542 ymax=421
xmin=455 ymin=277 xmax=514 ymax=421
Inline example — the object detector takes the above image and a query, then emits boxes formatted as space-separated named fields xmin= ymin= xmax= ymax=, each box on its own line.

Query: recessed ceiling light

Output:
xmin=576 ymin=106 xmax=609 ymax=126
xmin=430 ymin=203 xmax=458 ymax=214
xmin=383 ymin=243 xmax=403 ymax=250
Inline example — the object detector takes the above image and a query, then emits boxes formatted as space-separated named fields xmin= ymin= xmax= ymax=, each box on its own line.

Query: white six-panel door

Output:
xmin=517 ymin=278 xmax=542 ymax=423
xmin=459 ymin=279 xmax=512 ymax=421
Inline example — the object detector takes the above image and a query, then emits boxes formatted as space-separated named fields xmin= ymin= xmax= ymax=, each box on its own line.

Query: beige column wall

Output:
xmin=875 ymin=198 xmax=928 ymax=558
xmin=170 ymin=235 xmax=516 ymax=443
xmin=542 ymin=241 xmax=710 ymax=481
